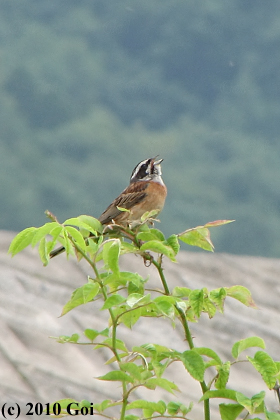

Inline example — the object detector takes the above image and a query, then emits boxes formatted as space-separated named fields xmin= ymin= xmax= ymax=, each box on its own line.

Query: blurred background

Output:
xmin=2 ymin=0 xmax=280 ymax=257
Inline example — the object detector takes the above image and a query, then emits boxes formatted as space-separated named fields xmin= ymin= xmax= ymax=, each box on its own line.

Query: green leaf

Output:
xmin=251 ymin=391 xmax=266 ymax=411
xmin=248 ymin=351 xmax=278 ymax=389
xmin=55 ymin=334 xmax=80 ymax=344
xmin=153 ymin=296 xmax=176 ymax=317
xmin=178 ymin=220 xmax=234 ymax=251
xmin=68 ymin=333 xmax=79 ymax=343
xmin=55 ymin=335 xmax=71 ymax=343
xmin=145 ymin=378 xmax=179 ymax=394
xmin=166 ymin=401 xmax=182 ymax=415
xmin=138 ymin=302 xmax=159 ymax=318
xmin=127 ymin=400 xmax=165 ymax=415
xmin=137 ymin=223 xmax=150 ymax=233
xmin=116 ymin=206 xmax=130 ymax=213
xmin=137 ymin=228 xmax=165 ymax=242
xmin=91 ymin=399 xmax=111 ymax=413
xmin=156 ymin=301 xmax=175 ymax=317
xmin=193 ymin=347 xmax=222 ymax=366
xmin=166 ymin=234 xmax=180 ymax=255
xmin=150 ymin=228 xmax=165 ymax=241
xmin=181 ymin=350 xmax=205 ymax=382
xmin=49 ymin=225 xmax=64 ymax=242
xmin=119 ymin=307 xmax=142 ymax=328
xmin=65 ymin=226 xmax=86 ymax=252
xmin=135 ymin=230 xmax=155 ymax=242
xmin=100 ymin=338 xmax=128 ymax=352
xmin=120 ymin=362 xmax=142 ymax=381
xmin=84 ymin=329 xmax=99 ymax=342
xmin=124 ymin=415 xmax=140 ymax=420
xmin=126 ymin=293 xmax=151 ymax=308
xmin=185 ymin=306 xmax=197 ymax=322
xmin=97 ymin=371 xmax=133 ymax=383
xmin=209 ymin=288 xmax=227 ymax=313
xmin=99 ymin=328 xmax=110 ymax=337
xmin=101 ymin=294 xmax=126 ymax=310
xmin=140 ymin=209 xmax=160 ymax=222
xmin=39 ymin=237 xmax=48 ymax=265
xmin=61 ymin=282 xmax=100 ymax=316
xmin=151 ymin=343 xmax=174 ymax=355
xmin=45 ymin=227 xmax=65 ymax=257
xmin=265 ymin=409 xmax=280 ymax=420
xmin=189 ymin=289 xmax=205 ymax=318
xmin=203 ymin=296 xmax=217 ymax=318
xmin=219 ymin=403 xmax=244 ymax=420
xmin=178 ymin=227 xmax=214 ymax=251
xmin=79 ymin=400 xmax=93 ymax=408
xmin=104 ymin=271 xmax=145 ymax=292
xmin=64 ymin=215 xmax=102 ymax=234
xmin=232 ymin=337 xmax=266 ymax=359
xmin=140 ymin=240 xmax=176 ymax=261
xmin=9 ymin=227 xmax=38 ymax=256
xmin=151 ymin=359 xmax=169 ymax=377
xmin=132 ymin=346 xmax=150 ymax=358
xmin=236 ymin=391 xmax=265 ymax=414
xmin=140 ymin=343 xmax=156 ymax=355
xmin=215 ymin=362 xmax=230 ymax=389
xmin=62 ymin=230 xmax=74 ymax=256
xmin=167 ymin=401 xmax=193 ymax=416
xmin=103 ymin=239 xmax=121 ymax=274
xmin=226 ymin=285 xmax=257 ymax=308
xmin=154 ymin=400 xmax=166 ymax=415
xmin=172 ymin=286 xmax=191 ymax=297
xmin=103 ymin=272 xmax=128 ymax=291
xmin=200 ymin=389 xmax=237 ymax=402
xmin=127 ymin=272 xmax=145 ymax=291
xmin=86 ymin=238 xmax=100 ymax=256
xmin=120 ymin=242 xmax=138 ymax=254
xmin=31 ymin=222 xmax=61 ymax=247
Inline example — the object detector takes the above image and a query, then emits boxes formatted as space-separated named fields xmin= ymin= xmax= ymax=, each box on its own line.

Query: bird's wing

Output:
xmin=98 ymin=182 xmax=148 ymax=225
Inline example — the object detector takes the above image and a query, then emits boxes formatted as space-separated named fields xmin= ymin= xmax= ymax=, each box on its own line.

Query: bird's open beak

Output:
xmin=152 ymin=156 xmax=163 ymax=166
xmin=155 ymin=158 xmax=163 ymax=165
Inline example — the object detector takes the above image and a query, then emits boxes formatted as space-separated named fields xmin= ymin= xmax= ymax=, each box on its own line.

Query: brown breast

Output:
xmin=127 ymin=181 xmax=167 ymax=221
xmin=99 ymin=180 xmax=167 ymax=226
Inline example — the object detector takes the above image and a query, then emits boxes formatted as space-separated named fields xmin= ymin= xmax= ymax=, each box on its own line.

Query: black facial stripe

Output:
xmin=130 ymin=158 xmax=153 ymax=180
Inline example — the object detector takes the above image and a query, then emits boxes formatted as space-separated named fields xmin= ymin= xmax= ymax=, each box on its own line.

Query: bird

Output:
xmin=50 ymin=157 xmax=167 ymax=258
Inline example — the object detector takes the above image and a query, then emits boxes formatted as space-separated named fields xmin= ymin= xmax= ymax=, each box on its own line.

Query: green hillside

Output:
xmin=2 ymin=0 xmax=280 ymax=256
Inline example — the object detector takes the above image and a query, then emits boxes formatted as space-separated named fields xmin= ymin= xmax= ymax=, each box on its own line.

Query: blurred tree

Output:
xmin=1 ymin=0 xmax=280 ymax=257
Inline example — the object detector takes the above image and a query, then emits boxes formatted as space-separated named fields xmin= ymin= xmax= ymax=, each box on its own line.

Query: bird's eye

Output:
xmin=138 ymin=162 xmax=149 ymax=178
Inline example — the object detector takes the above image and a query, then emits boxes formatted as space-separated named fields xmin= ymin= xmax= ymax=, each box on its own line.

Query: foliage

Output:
xmin=2 ymin=1 xmax=280 ymax=256
xmin=9 ymin=213 xmax=280 ymax=419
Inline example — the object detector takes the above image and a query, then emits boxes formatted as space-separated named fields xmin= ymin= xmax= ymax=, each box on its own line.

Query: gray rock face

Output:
xmin=1 ymin=231 xmax=280 ymax=419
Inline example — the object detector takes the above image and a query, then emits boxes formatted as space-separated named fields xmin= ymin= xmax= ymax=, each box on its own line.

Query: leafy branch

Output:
xmin=8 ymin=213 xmax=280 ymax=419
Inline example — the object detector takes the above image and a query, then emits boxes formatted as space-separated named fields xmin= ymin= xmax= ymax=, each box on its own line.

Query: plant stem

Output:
xmin=176 ymin=303 xmax=210 ymax=420
xmin=150 ymin=256 xmax=170 ymax=295
xmin=120 ymin=392 xmax=128 ymax=420
xmin=201 ymin=383 xmax=210 ymax=420
xmin=72 ymin=241 xmax=128 ymax=419
xmin=152 ymin=252 xmax=211 ymax=420
xmin=175 ymin=303 xmax=194 ymax=349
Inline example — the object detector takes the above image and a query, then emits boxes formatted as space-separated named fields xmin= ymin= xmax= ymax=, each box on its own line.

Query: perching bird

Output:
xmin=50 ymin=156 xmax=167 ymax=258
